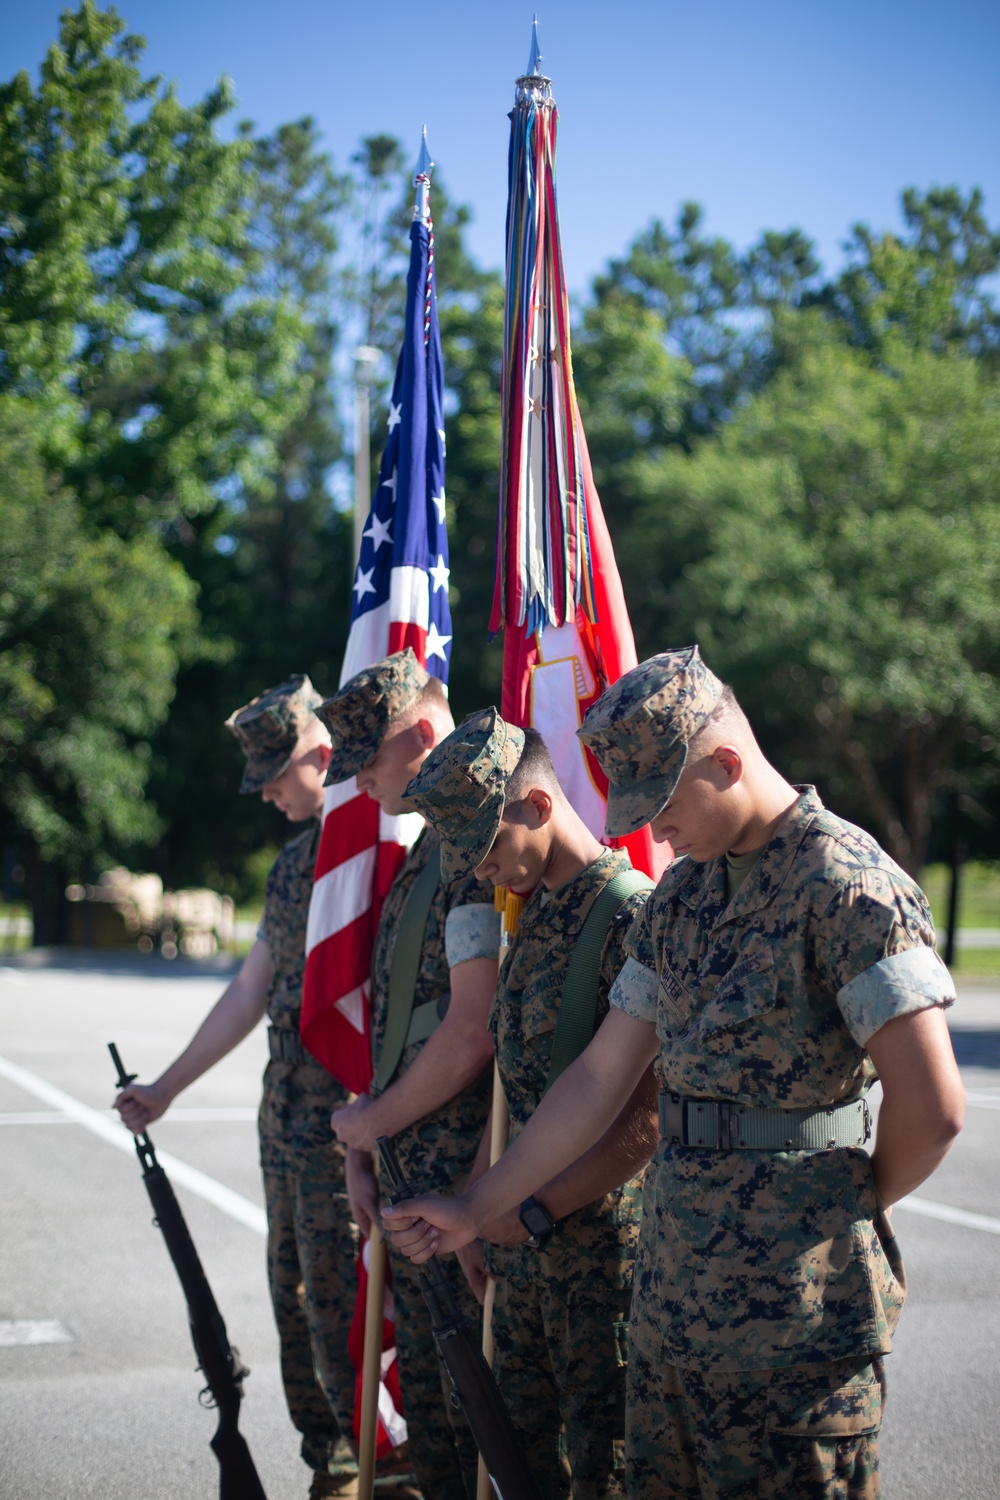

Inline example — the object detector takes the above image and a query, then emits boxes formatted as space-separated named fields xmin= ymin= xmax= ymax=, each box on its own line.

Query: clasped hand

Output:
xmin=330 ymin=1093 xmax=379 ymax=1151
xmin=382 ymin=1195 xmax=468 ymax=1263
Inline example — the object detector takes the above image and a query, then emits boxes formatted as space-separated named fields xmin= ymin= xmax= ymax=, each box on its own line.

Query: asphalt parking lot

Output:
xmin=1 ymin=952 xmax=997 ymax=1499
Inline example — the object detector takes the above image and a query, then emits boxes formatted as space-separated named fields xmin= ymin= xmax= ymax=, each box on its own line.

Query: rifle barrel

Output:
xmin=110 ymin=1042 xmax=269 ymax=1500
xmin=375 ymin=1136 xmax=543 ymax=1500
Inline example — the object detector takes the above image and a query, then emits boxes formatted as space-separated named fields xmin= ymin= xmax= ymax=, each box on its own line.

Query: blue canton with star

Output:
xmin=351 ymin=216 xmax=452 ymax=680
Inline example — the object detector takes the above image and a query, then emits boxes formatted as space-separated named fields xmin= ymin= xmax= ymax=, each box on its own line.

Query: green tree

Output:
xmin=0 ymin=3 xmax=309 ymax=539
xmin=147 ymin=118 xmax=356 ymax=893
xmin=573 ymin=294 xmax=693 ymax=552
xmin=824 ymin=187 xmax=1000 ymax=364
xmin=0 ymin=396 xmax=198 ymax=938
xmin=352 ymin=133 xmax=407 ymax=349
xmin=624 ymin=311 xmax=1000 ymax=874
xmin=436 ymin=279 xmax=507 ymax=714
xmin=0 ymin=6 xmax=351 ymax=922
xmin=591 ymin=206 xmax=823 ymax=433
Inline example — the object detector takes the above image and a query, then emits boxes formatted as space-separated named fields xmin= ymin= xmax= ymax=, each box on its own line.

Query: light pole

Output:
xmin=352 ymin=344 xmax=381 ymax=566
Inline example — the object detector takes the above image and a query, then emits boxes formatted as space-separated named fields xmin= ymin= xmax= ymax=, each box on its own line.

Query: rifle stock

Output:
xmin=110 ymin=1043 xmax=268 ymax=1500
xmin=376 ymin=1135 xmax=542 ymax=1500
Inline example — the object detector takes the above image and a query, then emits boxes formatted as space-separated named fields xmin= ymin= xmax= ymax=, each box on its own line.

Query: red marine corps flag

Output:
xmin=301 ymin=132 xmax=452 ymax=1093
xmin=492 ymin=23 xmax=670 ymax=880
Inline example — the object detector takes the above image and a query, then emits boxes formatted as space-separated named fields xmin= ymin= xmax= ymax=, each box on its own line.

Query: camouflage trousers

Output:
xmin=489 ymin=1250 xmax=631 ymax=1499
xmin=626 ymin=1348 xmax=886 ymax=1499
xmin=388 ymin=1241 xmax=482 ymax=1500
xmin=263 ymin=1168 xmax=359 ymax=1472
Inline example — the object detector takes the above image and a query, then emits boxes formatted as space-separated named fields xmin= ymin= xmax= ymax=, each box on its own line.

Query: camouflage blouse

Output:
xmin=488 ymin=847 xmax=650 ymax=1286
xmin=257 ymin=821 xmax=351 ymax=1176
xmin=610 ymin=786 xmax=955 ymax=1371
xmin=370 ymin=827 xmax=493 ymax=1196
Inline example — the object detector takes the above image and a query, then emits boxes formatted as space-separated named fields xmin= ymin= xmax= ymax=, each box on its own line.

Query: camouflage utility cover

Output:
xmin=370 ymin=827 xmax=493 ymax=1195
xmin=610 ymin=786 xmax=954 ymax=1372
xmin=578 ymin=646 xmax=724 ymax=837
xmin=225 ymin=673 xmax=325 ymax=794
xmin=256 ymin=822 xmax=351 ymax=1175
xmin=404 ymin=707 xmax=526 ymax=880
xmin=316 ymin=648 xmax=429 ymax=785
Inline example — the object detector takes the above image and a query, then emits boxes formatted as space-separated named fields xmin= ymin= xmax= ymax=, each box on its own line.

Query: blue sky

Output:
xmin=3 ymin=0 xmax=999 ymax=296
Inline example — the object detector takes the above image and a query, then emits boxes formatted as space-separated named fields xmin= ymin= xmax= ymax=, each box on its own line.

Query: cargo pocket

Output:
xmin=758 ymin=1360 xmax=885 ymax=1499
xmin=698 ymin=953 xmax=778 ymax=1037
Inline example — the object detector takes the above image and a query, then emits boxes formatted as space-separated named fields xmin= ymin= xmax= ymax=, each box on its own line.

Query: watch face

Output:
xmin=518 ymin=1197 xmax=555 ymax=1245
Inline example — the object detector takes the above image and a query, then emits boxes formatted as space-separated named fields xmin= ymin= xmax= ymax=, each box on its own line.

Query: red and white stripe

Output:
xmin=300 ymin=571 xmax=430 ymax=1094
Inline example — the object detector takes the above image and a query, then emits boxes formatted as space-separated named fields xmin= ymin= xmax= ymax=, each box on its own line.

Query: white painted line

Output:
xmin=0 ymin=1107 xmax=259 ymax=1125
xmin=0 ymin=1319 xmax=75 ymax=1346
xmin=144 ymin=1107 xmax=259 ymax=1122
xmin=0 ymin=1113 xmax=75 ymax=1125
xmin=0 ymin=1054 xmax=267 ymax=1237
xmin=0 ymin=968 xmax=27 ymax=986
xmin=896 ymin=1194 xmax=1000 ymax=1237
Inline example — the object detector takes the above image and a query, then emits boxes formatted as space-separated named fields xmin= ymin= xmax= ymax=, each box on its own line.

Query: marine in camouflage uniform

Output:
xmin=576 ymin=647 xmax=963 ymax=1500
xmin=115 ymin=676 xmax=360 ymax=1496
xmin=319 ymin=652 xmax=498 ymax=1500
xmin=228 ymin=678 xmax=359 ymax=1481
xmin=383 ymin=652 xmax=963 ymax=1500
xmin=256 ymin=818 xmax=359 ymax=1474
xmin=404 ymin=708 xmax=657 ymax=1500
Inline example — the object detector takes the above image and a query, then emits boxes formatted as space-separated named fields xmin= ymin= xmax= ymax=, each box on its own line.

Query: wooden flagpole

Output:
xmin=357 ymin=1224 xmax=388 ymax=1500
xmin=476 ymin=886 xmax=523 ymax=1500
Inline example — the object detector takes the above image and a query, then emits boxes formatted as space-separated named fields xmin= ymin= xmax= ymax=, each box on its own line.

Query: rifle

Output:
xmin=376 ymin=1135 xmax=543 ymax=1500
xmin=109 ymin=1042 xmax=268 ymax=1500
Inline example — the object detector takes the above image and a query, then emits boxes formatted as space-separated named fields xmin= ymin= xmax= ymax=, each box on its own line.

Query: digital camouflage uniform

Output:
xmin=578 ymin=648 xmax=958 ymax=1500
xmin=258 ymin=821 xmax=358 ymax=1471
xmin=404 ymin=708 xmax=652 ymax=1500
xmin=488 ymin=848 xmax=648 ymax=1499
xmin=370 ymin=826 xmax=495 ymax=1500
xmin=318 ymin=652 xmax=497 ymax=1500
xmin=227 ymin=677 xmax=357 ymax=1476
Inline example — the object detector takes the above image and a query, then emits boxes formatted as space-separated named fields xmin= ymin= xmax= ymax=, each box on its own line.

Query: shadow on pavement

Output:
xmin=0 ymin=947 xmax=240 ymax=980
xmin=949 ymin=1030 xmax=1000 ymax=1069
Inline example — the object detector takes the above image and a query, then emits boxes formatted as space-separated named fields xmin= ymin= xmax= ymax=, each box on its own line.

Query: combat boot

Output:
xmin=372 ymin=1440 xmax=422 ymax=1499
xmin=308 ymin=1464 xmax=359 ymax=1499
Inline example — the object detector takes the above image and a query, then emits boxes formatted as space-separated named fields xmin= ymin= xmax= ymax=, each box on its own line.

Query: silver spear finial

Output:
xmin=527 ymin=13 xmax=543 ymax=76
xmin=516 ymin=14 xmax=552 ymax=103
xmin=413 ymin=125 xmax=433 ymax=221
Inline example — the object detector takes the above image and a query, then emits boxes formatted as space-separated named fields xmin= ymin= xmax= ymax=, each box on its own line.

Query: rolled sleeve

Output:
xmin=610 ymin=955 xmax=659 ymax=1024
xmin=445 ymin=904 xmax=501 ymax=966
xmin=814 ymin=865 xmax=952 ymax=1044
xmin=837 ymin=945 xmax=956 ymax=1046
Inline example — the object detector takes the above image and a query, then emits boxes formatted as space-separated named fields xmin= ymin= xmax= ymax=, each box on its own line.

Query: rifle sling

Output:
xmin=544 ymin=867 xmax=654 ymax=1094
xmin=374 ymin=845 xmax=442 ymax=1092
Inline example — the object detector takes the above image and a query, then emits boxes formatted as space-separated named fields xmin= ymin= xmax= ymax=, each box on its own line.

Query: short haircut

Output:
xmin=415 ymin=675 xmax=449 ymax=709
xmin=395 ymin=673 xmax=450 ymax=729
xmin=688 ymin=683 xmax=751 ymax=756
xmin=297 ymin=712 xmax=332 ymax=750
xmin=507 ymin=725 xmax=558 ymax=802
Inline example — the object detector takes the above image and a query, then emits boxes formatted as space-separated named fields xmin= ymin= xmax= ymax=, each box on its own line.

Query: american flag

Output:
xmin=301 ymin=201 xmax=452 ymax=1093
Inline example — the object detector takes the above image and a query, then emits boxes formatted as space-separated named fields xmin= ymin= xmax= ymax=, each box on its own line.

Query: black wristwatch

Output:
xmin=518 ymin=1195 xmax=557 ymax=1250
